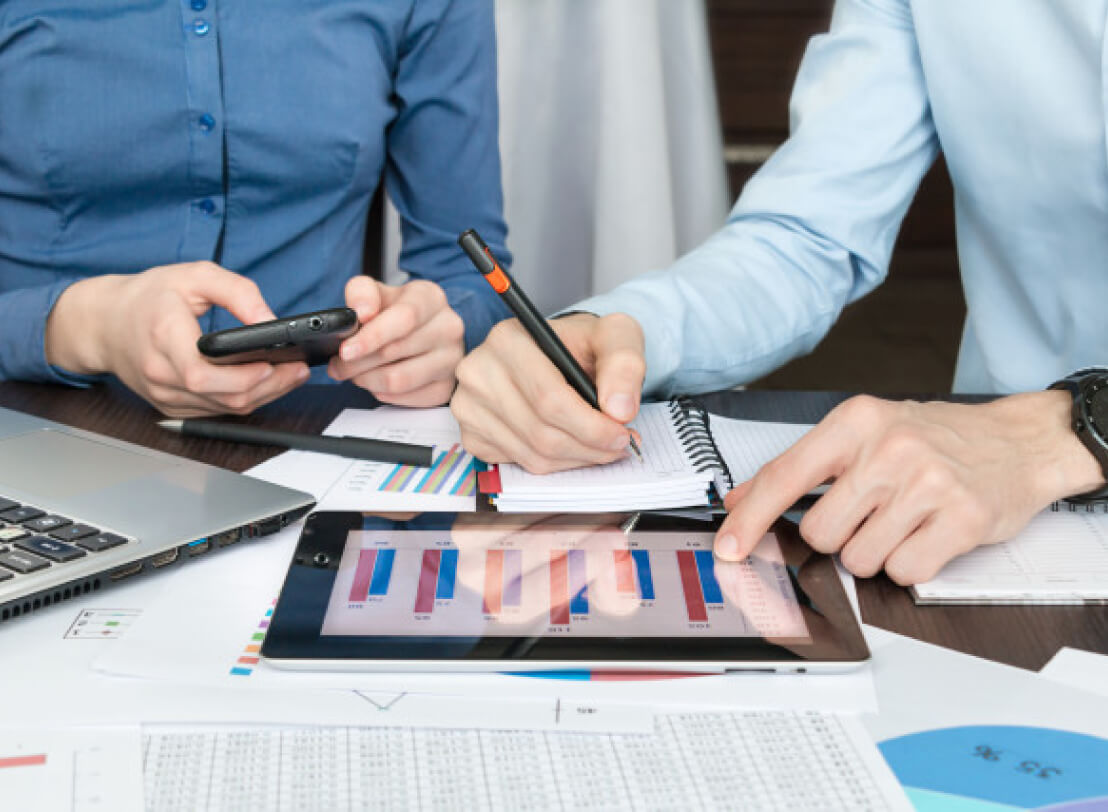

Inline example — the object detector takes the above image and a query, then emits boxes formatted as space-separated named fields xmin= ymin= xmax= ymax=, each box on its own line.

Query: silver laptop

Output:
xmin=0 ymin=406 xmax=314 ymax=623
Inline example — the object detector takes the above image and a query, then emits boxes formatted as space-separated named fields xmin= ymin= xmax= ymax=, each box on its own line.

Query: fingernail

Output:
xmin=716 ymin=534 xmax=742 ymax=560
xmin=605 ymin=393 xmax=634 ymax=421
xmin=341 ymin=343 xmax=360 ymax=361
xmin=609 ymin=433 xmax=630 ymax=451
xmin=354 ymin=304 xmax=372 ymax=321
xmin=260 ymin=366 xmax=274 ymax=380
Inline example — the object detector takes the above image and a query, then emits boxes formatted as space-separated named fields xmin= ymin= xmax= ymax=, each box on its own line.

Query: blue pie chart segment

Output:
xmin=879 ymin=726 xmax=1108 ymax=810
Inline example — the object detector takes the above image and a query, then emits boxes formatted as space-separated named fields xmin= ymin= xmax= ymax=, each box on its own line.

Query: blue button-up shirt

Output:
xmin=577 ymin=0 xmax=1108 ymax=397
xmin=0 ymin=0 xmax=510 ymax=383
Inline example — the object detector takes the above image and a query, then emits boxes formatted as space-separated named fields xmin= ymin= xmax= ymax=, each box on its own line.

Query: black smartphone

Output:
xmin=197 ymin=307 xmax=359 ymax=366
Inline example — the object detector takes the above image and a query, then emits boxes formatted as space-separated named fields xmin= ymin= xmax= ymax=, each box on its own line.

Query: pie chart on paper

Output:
xmin=878 ymin=726 xmax=1108 ymax=811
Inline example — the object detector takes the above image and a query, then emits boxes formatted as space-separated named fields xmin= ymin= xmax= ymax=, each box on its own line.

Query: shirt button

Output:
xmin=198 ymin=113 xmax=216 ymax=132
xmin=196 ymin=199 xmax=217 ymax=215
xmin=191 ymin=0 xmax=207 ymax=10
xmin=193 ymin=19 xmax=210 ymax=36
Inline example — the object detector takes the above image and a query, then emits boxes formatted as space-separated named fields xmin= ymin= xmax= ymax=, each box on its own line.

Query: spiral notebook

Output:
xmin=480 ymin=399 xmax=812 ymax=512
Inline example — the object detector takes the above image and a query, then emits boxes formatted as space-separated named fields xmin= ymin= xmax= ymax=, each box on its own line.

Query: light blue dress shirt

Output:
xmin=0 ymin=0 xmax=510 ymax=384
xmin=576 ymin=0 xmax=1108 ymax=397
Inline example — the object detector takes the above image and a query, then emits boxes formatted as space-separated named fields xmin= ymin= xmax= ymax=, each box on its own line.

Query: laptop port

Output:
xmin=212 ymin=529 xmax=241 ymax=547
xmin=108 ymin=562 xmax=144 ymax=581
xmin=247 ymin=517 xmax=284 ymax=538
xmin=150 ymin=548 xmax=180 ymax=568
xmin=186 ymin=539 xmax=211 ymax=557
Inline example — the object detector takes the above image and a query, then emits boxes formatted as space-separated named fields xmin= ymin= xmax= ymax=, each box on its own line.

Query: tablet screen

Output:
xmin=320 ymin=520 xmax=810 ymax=642
xmin=263 ymin=511 xmax=869 ymax=668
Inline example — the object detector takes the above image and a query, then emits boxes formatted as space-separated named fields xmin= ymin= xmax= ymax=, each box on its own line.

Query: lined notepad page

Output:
xmin=493 ymin=403 xmax=714 ymax=511
xmin=912 ymin=509 xmax=1108 ymax=604
xmin=708 ymin=415 xmax=813 ymax=485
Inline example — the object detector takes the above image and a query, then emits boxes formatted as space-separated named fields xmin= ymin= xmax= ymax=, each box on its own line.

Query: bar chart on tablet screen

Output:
xmin=323 ymin=532 xmax=810 ymax=640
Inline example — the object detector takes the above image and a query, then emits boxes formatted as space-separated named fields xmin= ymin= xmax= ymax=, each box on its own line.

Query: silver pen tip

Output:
xmin=157 ymin=419 xmax=183 ymax=431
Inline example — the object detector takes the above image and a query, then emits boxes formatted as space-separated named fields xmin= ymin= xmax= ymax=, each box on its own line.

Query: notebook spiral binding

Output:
xmin=669 ymin=397 xmax=734 ymax=494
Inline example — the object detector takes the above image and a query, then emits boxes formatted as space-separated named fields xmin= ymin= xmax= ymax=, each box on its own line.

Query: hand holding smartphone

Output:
xmin=197 ymin=307 xmax=358 ymax=366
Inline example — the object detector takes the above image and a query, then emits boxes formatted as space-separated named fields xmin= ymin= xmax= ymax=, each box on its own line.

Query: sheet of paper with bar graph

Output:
xmin=142 ymin=713 xmax=910 ymax=812
xmin=317 ymin=407 xmax=479 ymax=512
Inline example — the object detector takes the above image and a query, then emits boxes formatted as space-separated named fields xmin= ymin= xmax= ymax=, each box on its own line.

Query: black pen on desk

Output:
xmin=458 ymin=229 xmax=643 ymax=461
xmin=157 ymin=419 xmax=434 ymax=467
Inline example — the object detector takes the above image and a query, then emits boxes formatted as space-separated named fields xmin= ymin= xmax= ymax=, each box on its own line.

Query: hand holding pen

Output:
xmin=452 ymin=229 xmax=645 ymax=471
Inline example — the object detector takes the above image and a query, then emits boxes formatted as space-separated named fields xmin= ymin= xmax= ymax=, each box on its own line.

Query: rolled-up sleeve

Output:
xmin=385 ymin=0 xmax=512 ymax=352
xmin=573 ymin=0 xmax=939 ymax=397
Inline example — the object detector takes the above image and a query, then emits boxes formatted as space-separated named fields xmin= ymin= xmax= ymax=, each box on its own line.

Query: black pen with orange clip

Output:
xmin=458 ymin=229 xmax=643 ymax=461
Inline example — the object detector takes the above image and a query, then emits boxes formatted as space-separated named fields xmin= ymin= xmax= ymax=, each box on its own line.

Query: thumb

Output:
xmin=345 ymin=276 xmax=388 ymax=324
xmin=593 ymin=314 xmax=646 ymax=424
xmin=188 ymin=264 xmax=274 ymax=324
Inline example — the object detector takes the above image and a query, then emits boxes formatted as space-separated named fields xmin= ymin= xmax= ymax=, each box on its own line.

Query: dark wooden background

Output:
xmin=705 ymin=0 xmax=965 ymax=392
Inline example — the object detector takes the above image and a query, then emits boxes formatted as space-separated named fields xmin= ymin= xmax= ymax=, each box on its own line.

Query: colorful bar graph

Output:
xmin=415 ymin=444 xmax=466 ymax=493
xmin=414 ymin=549 xmax=441 ymax=613
xmin=568 ymin=549 xmax=589 ymax=615
xmin=550 ymin=550 xmax=570 ymax=625
xmin=503 ymin=549 xmax=522 ymax=607
xmin=677 ymin=550 xmax=708 ymax=622
xmin=483 ymin=549 xmax=504 ymax=615
xmin=450 ymin=460 xmax=477 ymax=495
xmin=694 ymin=550 xmax=724 ymax=605
xmin=631 ymin=550 xmax=655 ymax=600
xmin=436 ymin=549 xmax=458 ymax=600
xmin=349 ymin=549 xmax=378 ymax=603
xmin=613 ymin=549 xmax=635 ymax=594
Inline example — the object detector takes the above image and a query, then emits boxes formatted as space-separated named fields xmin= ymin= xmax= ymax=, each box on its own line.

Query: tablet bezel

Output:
xmin=261 ymin=511 xmax=870 ymax=671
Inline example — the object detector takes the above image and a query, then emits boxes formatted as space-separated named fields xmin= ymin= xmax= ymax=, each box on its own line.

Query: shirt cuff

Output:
xmin=443 ymin=277 xmax=512 ymax=353
xmin=556 ymin=286 xmax=683 ymax=399
xmin=0 ymin=280 xmax=102 ymax=387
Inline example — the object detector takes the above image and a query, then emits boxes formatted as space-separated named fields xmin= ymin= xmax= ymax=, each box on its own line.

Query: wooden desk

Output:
xmin=2 ymin=380 xmax=1105 ymax=671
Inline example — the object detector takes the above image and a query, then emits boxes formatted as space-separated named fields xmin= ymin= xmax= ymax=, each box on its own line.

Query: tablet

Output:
xmin=261 ymin=511 xmax=870 ymax=673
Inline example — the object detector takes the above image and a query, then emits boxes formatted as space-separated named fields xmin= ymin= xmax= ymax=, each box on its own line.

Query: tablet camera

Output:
xmin=308 ymin=316 xmax=324 ymax=331
xmin=313 ymin=552 xmax=330 ymax=567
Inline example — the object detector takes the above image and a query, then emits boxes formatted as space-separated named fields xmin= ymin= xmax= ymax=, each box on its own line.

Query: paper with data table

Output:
xmin=316 ymin=406 xmax=479 ymax=512
xmin=93 ymin=511 xmax=876 ymax=714
xmin=141 ymin=712 xmax=909 ymax=812
xmin=911 ymin=508 xmax=1108 ymax=603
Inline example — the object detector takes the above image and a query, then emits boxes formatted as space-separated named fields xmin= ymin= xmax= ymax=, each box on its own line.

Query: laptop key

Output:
xmin=15 ymin=536 xmax=86 ymax=563
xmin=0 ymin=506 xmax=44 ymax=523
xmin=23 ymin=515 xmax=72 ymax=533
xmin=0 ymin=550 xmax=50 ymax=574
xmin=76 ymin=533 xmax=129 ymax=553
xmin=0 ymin=497 xmax=19 ymax=512
xmin=49 ymin=524 xmax=99 ymax=542
xmin=0 ymin=526 xmax=30 ymax=543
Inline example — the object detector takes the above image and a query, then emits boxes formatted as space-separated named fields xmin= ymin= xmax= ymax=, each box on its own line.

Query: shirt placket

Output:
xmin=180 ymin=0 xmax=226 ymax=267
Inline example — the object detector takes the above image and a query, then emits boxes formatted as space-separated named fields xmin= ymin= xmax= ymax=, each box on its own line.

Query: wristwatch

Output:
xmin=1049 ymin=367 xmax=1108 ymax=502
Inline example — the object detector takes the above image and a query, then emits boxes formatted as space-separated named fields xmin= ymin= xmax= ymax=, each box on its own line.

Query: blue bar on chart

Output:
xmin=631 ymin=549 xmax=655 ymax=600
xmin=694 ymin=550 xmax=724 ymax=605
xmin=368 ymin=549 xmax=395 ymax=597
xmin=502 ymin=549 xmax=522 ymax=607
xmin=436 ymin=549 xmax=458 ymax=600
xmin=568 ymin=548 xmax=588 ymax=615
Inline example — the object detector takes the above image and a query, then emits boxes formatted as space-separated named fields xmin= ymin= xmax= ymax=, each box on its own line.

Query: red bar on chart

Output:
xmin=348 ymin=549 xmax=378 ymax=603
xmin=414 ymin=549 xmax=441 ymax=614
xmin=483 ymin=549 xmax=504 ymax=615
xmin=0 ymin=754 xmax=46 ymax=769
xmin=550 ymin=549 xmax=570 ymax=625
xmin=677 ymin=550 xmax=708 ymax=622
xmin=613 ymin=549 xmax=635 ymax=594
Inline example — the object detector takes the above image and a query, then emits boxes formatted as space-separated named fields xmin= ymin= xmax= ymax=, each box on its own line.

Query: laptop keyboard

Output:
xmin=0 ymin=494 xmax=130 ymax=584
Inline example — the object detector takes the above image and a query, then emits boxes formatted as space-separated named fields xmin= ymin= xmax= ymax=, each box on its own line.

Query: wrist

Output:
xmin=1001 ymin=390 xmax=1107 ymax=504
xmin=45 ymin=276 xmax=115 ymax=375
